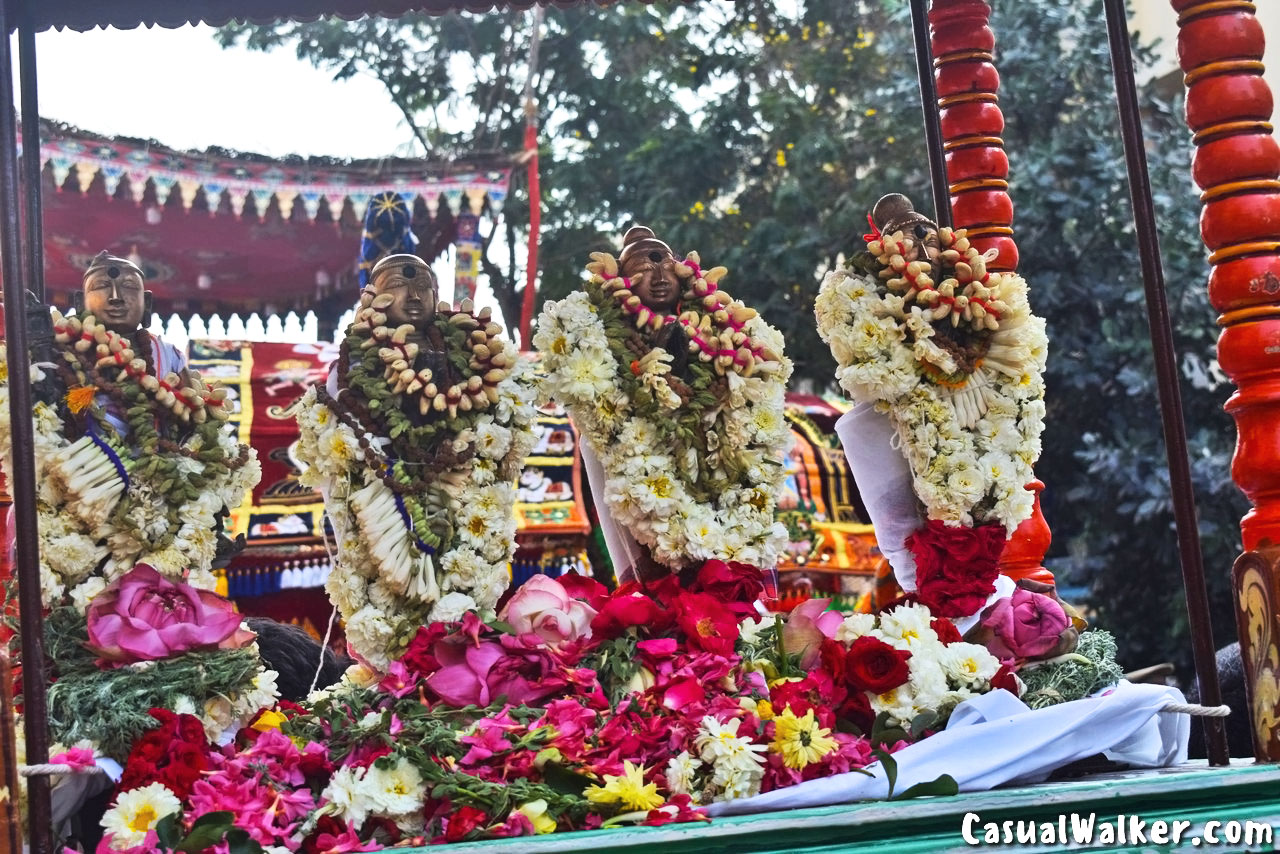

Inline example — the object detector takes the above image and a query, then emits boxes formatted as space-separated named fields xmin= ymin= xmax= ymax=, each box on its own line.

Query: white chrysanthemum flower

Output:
xmin=694 ymin=716 xmax=768 ymax=766
xmin=665 ymin=751 xmax=702 ymax=797
xmin=238 ymin=668 xmax=280 ymax=714
xmin=938 ymin=642 xmax=1002 ymax=689
xmin=364 ymin=758 xmax=426 ymax=818
xmin=439 ymin=547 xmax=489 ymax=588
xmin=67 ymin=575 xmax=107 ymax=613
xmin=473 ymin=416 xmax=513 ymax=461
xmin=101 ymin=783 xmax=181 ymax=849
xmin=322 ymin=765 xmax=375 ymax=828
xmin=430 ymin=592 xmax=477 ymax=623
xmin=738 ymin=615 xmax=772 ymax=645
xmin=559 ymin=349 xmax=616 ymax=401
xmin=835 ymin=612 xmax=876 ymax=643
xmin=877 ymin=603 xmax=940 ymax=653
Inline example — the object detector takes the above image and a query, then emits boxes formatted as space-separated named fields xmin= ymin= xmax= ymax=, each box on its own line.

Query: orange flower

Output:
xmin=65 ymin=385 xmax=96 ymax=414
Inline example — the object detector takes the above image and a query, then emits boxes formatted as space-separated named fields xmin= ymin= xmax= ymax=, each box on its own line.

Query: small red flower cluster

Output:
xmin=907 ymin=519 xmax=1006 ymax=618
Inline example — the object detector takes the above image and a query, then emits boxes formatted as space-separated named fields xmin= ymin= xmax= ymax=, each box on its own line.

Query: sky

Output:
xmin=25 ymin=23 xmax=504 ymax=345
xmin=33 ymin=24 xmax=411 ymax=158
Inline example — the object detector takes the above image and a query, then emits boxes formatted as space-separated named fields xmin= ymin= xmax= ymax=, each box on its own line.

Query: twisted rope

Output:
xmin=1161 ymin=702 xmax=1231 ymax=717
xmin=18 ymin=763 xmax=104 ymax=777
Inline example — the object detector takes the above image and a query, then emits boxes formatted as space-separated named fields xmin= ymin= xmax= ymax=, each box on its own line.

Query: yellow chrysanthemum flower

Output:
xmin=770 ymin=707 xmax=838 ymax=770
xmin=584 ymin=760 xmax=664 ymax=812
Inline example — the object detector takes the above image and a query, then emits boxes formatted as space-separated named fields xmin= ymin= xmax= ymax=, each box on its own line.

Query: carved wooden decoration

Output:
xmin=930 ymin=0 xmax=1017 ymax=272
xmin=1172 ymin=0 xmax=1280 ymax=759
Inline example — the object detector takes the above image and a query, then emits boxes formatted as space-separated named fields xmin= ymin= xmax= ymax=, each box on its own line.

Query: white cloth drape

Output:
xmin=706 ymin=680 xmax=1190 ymax=816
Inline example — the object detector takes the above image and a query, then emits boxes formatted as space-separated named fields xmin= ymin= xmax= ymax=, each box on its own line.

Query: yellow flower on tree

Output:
xmin=585 ymin=760 xmax=664 ymax=812
xmin=770 ymin=707 xmax=838 ymax=770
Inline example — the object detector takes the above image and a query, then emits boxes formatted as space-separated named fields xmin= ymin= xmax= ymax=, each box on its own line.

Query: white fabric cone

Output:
xmin=835 ymin=403 xmax=924 ymax=591
xmin=580 ymin=443 xmax=646 ymax=584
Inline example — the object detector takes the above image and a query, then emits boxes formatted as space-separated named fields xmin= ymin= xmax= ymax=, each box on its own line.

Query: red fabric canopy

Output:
xmin=41 ymin=178 xmax=361 ymax=318
xmin=28 ymin=121 xmax=512 ymax=327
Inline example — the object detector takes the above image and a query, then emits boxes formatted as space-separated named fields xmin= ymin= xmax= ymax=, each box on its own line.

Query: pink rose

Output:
xmin=981 ymin=588 xmax=1069 ymax=662
xmin=85 ymin=564 xmax=255 ymax=666
xmin=500 ymin=575 xmax=597 ymax=647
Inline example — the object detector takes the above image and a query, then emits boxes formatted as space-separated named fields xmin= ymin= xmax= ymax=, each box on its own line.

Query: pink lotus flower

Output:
xmin=500 ymin=575 xmax=597 ymax=647
xmin=981 ymin=588 xmax=1070 ymax=662
xmin=782 ymin=599 xmax=843 ymax=668
xmin=85 ymin=564 xmax=255 ymax=666
xmin=426 ymin=634 xmax=566 ymax=707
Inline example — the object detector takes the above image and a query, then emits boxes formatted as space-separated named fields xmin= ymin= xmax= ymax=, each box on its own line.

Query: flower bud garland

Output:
xmin=295 ymin=294 xmax=536 ymax=669
xmin=536 ymin=251 xmax=792 ymax=571
xmin=0 ymin=311 xmax=260 ymax=608
xmin=815 ymin=223 xmax=1048 ymax=532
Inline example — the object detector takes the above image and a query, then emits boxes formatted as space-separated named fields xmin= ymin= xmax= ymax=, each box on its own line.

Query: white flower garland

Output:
xmin=536 ymin=255 xmax=793 ymax=570
xmin=0 ymin=358 xmax=261 ymax=608
xmin=815 ymin=226 xmax=1048 ymax=532
xmin=295 ymin=357 xmax=536 ymax=670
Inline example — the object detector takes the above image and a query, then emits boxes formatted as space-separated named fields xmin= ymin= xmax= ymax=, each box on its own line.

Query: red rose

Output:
xmin=444 ymin=806 xmax=490 ymax=843
xmin=818 ymin=638 xmax=847 ymax=681
xmin=675 ymin=592 xmax=740 ymax=657
xmin=692 ymin=560 xmax=764 ymax=617
xmin=117 ymin=709 xmax=211 ymax=801
xmin=931 ymin=617 xmax=964 ymax=645
xmin=991 ymin=664 xmax=1021 ymax=696
xmin=590 ymin=584 xmax=661 ymax=639
xmin=907 ymin=520 xmax=1006 ymax=618
xmin=556 ymin=572 xmax=610 ymax=610
xmin=642 ymin=574 xmax=683 ymax=601
xmin=844 ymin=636 xmax=912 ymax=694
xmin=837 ymin=688 xmax=874 ymax=733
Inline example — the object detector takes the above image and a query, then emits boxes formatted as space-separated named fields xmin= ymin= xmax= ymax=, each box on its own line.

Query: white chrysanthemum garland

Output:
xmin=0 ymin=332 xmax=260 ymax=607
xmin=296 ymin=297 xmax=536 ymax=669
xmin=815 ymin=226 xmax=1048 ymax=532
xmin=535 ymin=251 xmax=793 ymax=570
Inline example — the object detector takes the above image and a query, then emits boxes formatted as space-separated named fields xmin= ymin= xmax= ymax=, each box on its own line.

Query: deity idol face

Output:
xmin=871 ymin=193 xmax=942 ymax=269
xmin=369 ymin=254 xmax=438 ymax=329
xmin=82 ymin=252 xmax=150 ymax=335
xmin=619 ymin=227 xmax=681 ymax=315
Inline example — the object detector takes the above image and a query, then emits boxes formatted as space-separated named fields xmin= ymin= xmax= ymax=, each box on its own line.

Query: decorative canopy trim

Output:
xmin=17 ymin=0 xmax=658 ymax=34
xmin=23 ymin=123 xmax=511 ymax=223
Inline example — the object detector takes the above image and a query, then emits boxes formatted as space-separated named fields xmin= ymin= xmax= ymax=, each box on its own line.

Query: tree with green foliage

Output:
xmin=221 ymin=0 xmax=1247 ymax=677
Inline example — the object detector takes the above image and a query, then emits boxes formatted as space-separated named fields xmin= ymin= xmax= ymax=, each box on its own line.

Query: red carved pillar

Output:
xmin=1171 ymin=0 xmax=1280 ymax=760
xmin=930 ymin=0 xmax=1018 ymax=272
xmin=930 ymin=0 xmax=1053 ymax=584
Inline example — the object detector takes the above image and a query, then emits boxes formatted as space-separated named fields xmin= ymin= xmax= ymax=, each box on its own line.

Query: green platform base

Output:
xmin=423 ymin=763 xmax=1280 ymax=853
